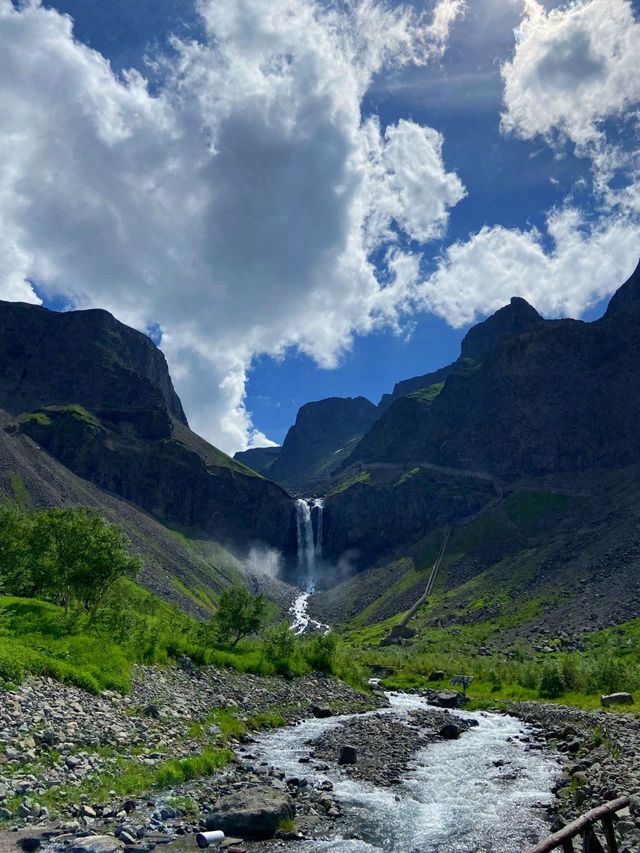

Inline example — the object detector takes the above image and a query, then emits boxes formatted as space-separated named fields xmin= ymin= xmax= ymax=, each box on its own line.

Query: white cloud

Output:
xmin=0 ymin=0 xmax=465 ymax=452
xmin=416 ymin=0 xmax=639 ymax=333
xmin=420 ymin=207 xmax=639 ymax=327
xmin=501 ymin=0 xmax=640 ymax=149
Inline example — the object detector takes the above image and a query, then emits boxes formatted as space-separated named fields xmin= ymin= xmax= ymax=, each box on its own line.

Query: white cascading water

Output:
xmin=252 ymin=692 xmax=560 ymax=852
xmin=290 ymin=498 xmax=330 ymax=635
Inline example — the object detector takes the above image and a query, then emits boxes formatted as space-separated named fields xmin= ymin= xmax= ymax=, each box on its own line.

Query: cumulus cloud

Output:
xmin=501 ymin=0 xmax=640 ymax=212
xmin=420 ymin=208 xmax=639 ymax=327
xmin=0 ymin=0 xmax=465 ymax=452
xmin=416 ymin=0 xmax=639 ymax=331
xmin=501 ymin=0 xmax=640 ymax=149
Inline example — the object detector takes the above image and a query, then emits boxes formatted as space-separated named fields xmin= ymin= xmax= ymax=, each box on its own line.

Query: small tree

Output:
xmin=263 ymin=621 xmax=297 ymax=673
xmin=539 ymin=661 xmax=565 ymax=699
xmin=0 ymin=502 xmax=34 ymax=596
xmin=30 ymin=508 xmax=141 ymax=614
xmin=214 ymin=586 xmax=265 ymax=647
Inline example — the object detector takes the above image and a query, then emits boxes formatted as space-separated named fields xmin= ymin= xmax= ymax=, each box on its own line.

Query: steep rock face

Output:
xmin=378 ymin=363 xmax=455 ymax=412
xmin=234 ymin=446 xmax=281 ymax=475
xmin=0 ymin=301 xmax=295 ymax=554
xmin=322 ymin=467 xmax=494 ymax=568
xmin=0 ymin=301 xmax=186 ymax=424
xmin=269 ymin=396 xmax=378 ymax=492
xmin=349 ymin=262 xmax=640 ymax=477
xmin=459 ymin=296 xmax=544 ymax=361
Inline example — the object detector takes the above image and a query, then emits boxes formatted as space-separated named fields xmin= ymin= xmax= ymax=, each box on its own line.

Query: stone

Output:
xmin=432 ymin=691 xmax=462 ymax=709
xmin=601 ymin=693 xmax=634 ymax=707
xmin=19 ymin=838 xmax=41 ymax=852
xmin=439 ymin=723 xmax=463 ymax=740
xmin=205 ymin=788 xmax=295 ymax=841
xmin=338 ymin=746 xmax=358 ymax=766
xmin=428 ymin=671 xmax=445 ymax=682
xmin=68 ymin=836 xmax=125 ymax=853
xmin=311 ymin=706 xmax=333 ymax=719
xmin=143 ymin=705 xmax=160 ymax=719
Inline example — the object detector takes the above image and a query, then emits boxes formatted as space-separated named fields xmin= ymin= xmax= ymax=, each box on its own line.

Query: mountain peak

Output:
xmin=460 ymin=295 xmax=543 ymax=361
xmin=604 ymin=258 xmax=640 ymax=318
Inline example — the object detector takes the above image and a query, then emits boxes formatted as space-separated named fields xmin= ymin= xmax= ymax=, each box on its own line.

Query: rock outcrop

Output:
xmin=349 ymin=260 xmax=640 ymax=478
xmin=0 ymin=301 xmax=295 ymax=555
xmin=233 ymin=445 xmax=281 ymax=475
xmin=268 ymin=396 xmax=378 ymax=492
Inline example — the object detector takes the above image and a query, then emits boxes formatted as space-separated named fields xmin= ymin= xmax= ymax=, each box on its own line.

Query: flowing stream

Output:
xmin=252 ymin=692 xmax=559 ymax=852
xmin=290 ymin=498 xmax=329 ymax=634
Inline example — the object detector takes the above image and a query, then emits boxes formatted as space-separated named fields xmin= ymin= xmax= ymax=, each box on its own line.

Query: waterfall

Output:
xmin=295 ymin=498 xmax=315 ymax=588
xmin=313 ymin=498 xmax=324 ymax=565
xmin=295 ymin=497 xmax=324 ymax=592
xmin=291 ymin=498 xmax=330 ymax=634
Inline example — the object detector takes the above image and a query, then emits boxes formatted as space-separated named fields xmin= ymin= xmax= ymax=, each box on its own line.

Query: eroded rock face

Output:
xmin=0 ymin=300 xmax=296 ymax=554
xmin=205 ymin=787 xmax=295 ymax=839
xmin=268 ymin=396 xmax=379 ymax=492
xmin=349 ymin=260 xmax=640 ymax=478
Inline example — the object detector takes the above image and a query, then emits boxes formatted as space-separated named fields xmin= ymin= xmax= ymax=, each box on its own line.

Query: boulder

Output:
xmin=205 ymin=788 xmax=295 ymax=840
xmin=311 ymin=706 xmax=333 ymax=719
xmin=428 ymin=670 xmax=445 ymax=682
xmin=68 ymin=837 xmax=124 ymax=853
xmin=431 ymin=690 xmax=463 ymax=709
xmin=601 ymin=692 xmax=634 ymax=707
xmin=439 ymin=723 xmax=463 ymax=740
xmin=338 ymin=745 xmax=358 ymax=766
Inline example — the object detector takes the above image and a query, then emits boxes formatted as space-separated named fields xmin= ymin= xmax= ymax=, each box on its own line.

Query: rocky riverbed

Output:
xmin=510 ymin=701 xmax=640 ymax=852
xmin=2 ymin=665 xmax=639 ymax=853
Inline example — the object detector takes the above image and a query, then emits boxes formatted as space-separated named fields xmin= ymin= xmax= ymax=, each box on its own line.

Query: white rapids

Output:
xmin=290 ymin=591 xmax=330 ymax=635
xmin=251 ymin=692 xmax=559 ymax=852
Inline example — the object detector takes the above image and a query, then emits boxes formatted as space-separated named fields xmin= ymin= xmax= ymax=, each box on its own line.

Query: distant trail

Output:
xmin=399 ymin=526 xmax=451 ymax=629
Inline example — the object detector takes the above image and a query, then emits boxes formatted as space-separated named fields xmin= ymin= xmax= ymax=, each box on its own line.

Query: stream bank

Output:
xmin=5 ymin=661 xmax=639 ymax=853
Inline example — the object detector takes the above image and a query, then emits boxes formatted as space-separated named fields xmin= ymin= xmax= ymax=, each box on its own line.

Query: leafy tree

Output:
xmin=30 ymin=508 xmax=141 ymax=614
xmin=213 ymin=585 xmax=265 ymax=647
xmin=539 ymin=661 xmax=565 ymax=699
xmin=303 ymin=632 xmax=337 ymax=673
xmin=263 ymin=621 xmax=296 ymax=671
xmin=0 ymin=502 xmax=33 ymax=596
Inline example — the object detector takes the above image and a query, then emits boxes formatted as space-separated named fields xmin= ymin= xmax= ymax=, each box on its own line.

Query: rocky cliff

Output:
xmin=0 ymin=301 xmax=296 ymax=555
xmin=267 ymin=396 xmax=378 ymax=492
xmin=348 ymin=260 xmax=640 ymax=478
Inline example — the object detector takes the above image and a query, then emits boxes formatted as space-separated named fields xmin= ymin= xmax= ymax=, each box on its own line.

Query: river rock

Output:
xmin=439 ymin=722 xmax=463 ymax=740
xmin=338 ymin=746 xmax=358 ymax=765
xmin=600 ymin=692 xmax=634 ymax=707
xmin=311 ymin=706 xmax=333 ymax=719
xmin=431 ymin=691 xmax=463 ymax=709
xmin=205 ymin=787 xmax=295 ymax=840
xmin=68 ymin=836 xmax=124 ymax=853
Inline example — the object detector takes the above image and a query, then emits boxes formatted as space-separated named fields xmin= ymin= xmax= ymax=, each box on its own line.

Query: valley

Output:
xmin=3 ymin=262 xmax=640 ymax=852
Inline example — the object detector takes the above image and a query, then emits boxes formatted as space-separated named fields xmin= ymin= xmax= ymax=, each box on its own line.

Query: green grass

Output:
xmin=502 ymin=491 xmax=570 ymax=526
xmin=329 ymin=470 xmax=372 ymax=496
xmin=408 ymin=382 xmax=444 ymax=404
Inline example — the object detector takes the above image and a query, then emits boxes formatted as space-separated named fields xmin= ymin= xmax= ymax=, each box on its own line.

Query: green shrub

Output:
xmin=303 ymin=633 xmax=337 ymax=673
xmin=539 ymin=662 xmax=565 ymax=699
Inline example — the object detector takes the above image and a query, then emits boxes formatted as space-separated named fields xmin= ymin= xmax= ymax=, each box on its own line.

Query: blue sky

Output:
xmin=2 ymin=0 xmax=639 ymax=449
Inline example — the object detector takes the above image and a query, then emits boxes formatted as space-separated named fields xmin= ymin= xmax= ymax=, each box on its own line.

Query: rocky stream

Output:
xmin=3 ymin=658 xmax=640 ymax=853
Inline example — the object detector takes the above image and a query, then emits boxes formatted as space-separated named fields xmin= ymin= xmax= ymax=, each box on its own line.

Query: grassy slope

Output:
xmin=321 ymin=479 xmax=640 ymax=711
xmin=0 ymin=418 xmax=266 ymax=617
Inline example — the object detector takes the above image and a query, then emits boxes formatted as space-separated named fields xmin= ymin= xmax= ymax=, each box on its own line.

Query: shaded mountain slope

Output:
xmin=0 ymin=407 xmax=238 ymax=617
xmin=0 ymin=300 xmax=296 ymax=555
xmin=313 ymin=463 xmax=640 ymax=647
xmin=349 ymin=260 xmax=640 ymax=478
xmin=234 ymin=446 xmax=281 ymax=476
xmin=266 ymin=396 xmax=378 ymax=492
